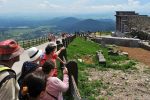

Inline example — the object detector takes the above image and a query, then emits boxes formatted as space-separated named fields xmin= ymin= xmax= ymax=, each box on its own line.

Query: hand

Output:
xmin=62 ymin=61 xmax=66 ymax=65
xmin=60 ymin=47 xmax=65 ymax=51
xmin=63 ymin=67 xmax=68 ymax=74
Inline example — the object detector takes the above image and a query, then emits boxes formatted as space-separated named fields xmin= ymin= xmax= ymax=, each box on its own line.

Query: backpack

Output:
xmin=0 ymin=66 xmax=16 ymax=88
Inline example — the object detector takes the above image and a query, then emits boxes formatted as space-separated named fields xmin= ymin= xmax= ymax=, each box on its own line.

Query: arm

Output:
xmin=57 ymin=56 xmax=65 ymax=65
xmin=57 ymin=67 xmax=69 ymax=92
xmin=55 ymin=47 xmax=65 ymax=55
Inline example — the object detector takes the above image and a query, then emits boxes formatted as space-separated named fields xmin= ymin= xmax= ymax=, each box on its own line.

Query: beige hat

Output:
xmin=27 ymin=47 xmax=42 ymax=61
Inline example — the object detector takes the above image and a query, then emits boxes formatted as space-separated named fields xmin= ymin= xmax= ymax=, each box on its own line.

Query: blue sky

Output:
xmin=0 ymin=0 xmax=149 ymax=19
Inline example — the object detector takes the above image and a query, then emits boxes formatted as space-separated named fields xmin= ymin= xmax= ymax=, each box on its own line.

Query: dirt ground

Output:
xmin=117 ymin=46 xmax=150 ymax=67
xmin=87 ymin=47 xmax=150 ymax=100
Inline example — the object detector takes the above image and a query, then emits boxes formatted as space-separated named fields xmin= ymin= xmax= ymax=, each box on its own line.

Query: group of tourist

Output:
xmin=0 ymin=34 xmax=69 ymax=100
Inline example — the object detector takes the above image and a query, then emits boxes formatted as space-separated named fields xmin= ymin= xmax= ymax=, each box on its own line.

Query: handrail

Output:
xmin=57 ymin=35 xmax=82 ymax=100
xmin=71 ymin=75 xmax=81 ymax=100
xmin=16 ymin=34 xmax=81 ymax=99
xmin=17 ymin=36 xmax=48 ymax=49
xmin=17 ymin=34 xmax=76 ymax=50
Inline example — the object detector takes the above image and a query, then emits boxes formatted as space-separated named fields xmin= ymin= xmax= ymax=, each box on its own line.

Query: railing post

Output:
xmin=43 ymin=37 xmax=46 ymax=42
xmin=66 ymin=38 xmax=68 ymax=48
xmin=22 ymin=41 xmax=24 ymax=48
xmin=39 ymin=37 xmax=41 ymax=44
xmin=62 ymin=38 xmax=66 ymax=47
xmin=34 ymin=39 xmax=36 ymax=46
xmin=38 ymin=38 xmax=40 ymax=44
xmin=66 ymin=61 xmax=81 ymax=100
xmin=66 ymin=61 xmax=78 ymax=85
xmin=57 ymin=43 xmax=67 ymax=70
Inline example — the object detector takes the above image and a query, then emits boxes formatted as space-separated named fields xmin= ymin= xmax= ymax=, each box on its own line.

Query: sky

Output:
xmin=0 ymin=0 xmax=150 ymax=19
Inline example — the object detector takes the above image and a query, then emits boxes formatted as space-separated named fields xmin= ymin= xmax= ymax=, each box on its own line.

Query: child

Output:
xmin=41 ymin=60 xmax=69 ymax=100
xmin=21 ymin=70 xmax=46 ymax=100
xmin=40 ymin=42 xmax=65 ymax=77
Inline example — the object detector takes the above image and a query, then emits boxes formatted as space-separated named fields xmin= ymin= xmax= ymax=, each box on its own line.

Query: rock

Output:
xmin=121 ymin=76 xmax=128 ymax=80
xmin=78 ymin=59 xmax=83 ymax=62
xmin=145 ymin=78 xmax=149 ymax=82
xmin=88 ymin=78 xmax=92 ymax=81
xmin=113 ymin=82 xmax=120 ymax=85
xmin=120 ymin=52 xmax=128 ymax=56
xmin=101 ymin=90 xmax=107 ymax=95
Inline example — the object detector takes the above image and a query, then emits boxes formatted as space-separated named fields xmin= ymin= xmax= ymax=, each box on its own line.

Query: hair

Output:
xmin=21 ymin=70 xmax=46 ymax=99
xmin=62 ymin=33 xmax=66 ymax=37
xmin=48 ymin=38 xmax=52 ymax=42
xmin=45 ymin=44 xmax=56 ymax=55
xmin=42 ymin=60 xmax=55 ymax=74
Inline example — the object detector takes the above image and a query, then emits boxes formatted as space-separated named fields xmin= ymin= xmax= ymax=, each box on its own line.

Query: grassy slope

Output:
xmin=66 ymin=37 xmax=136 ymax=100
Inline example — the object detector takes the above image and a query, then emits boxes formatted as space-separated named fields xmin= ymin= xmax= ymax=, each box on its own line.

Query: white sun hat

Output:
xmin=27 ymin=47 xmax=42 ymax=61
xmin=49 ymin=41 xmax=57 ymax=46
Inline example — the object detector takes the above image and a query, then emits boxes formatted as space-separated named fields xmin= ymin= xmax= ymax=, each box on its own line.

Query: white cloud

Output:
xmin=128 ymin=0 xmax=140 ymax=6
xmin=0 ymin=0 xmax=7 ymax=4
xmin=39 ymin=0 xmax=61 ymax=9
xmin=39 ymin=3 xmax=47 ymax=8
xmin=0 ymin=0 xmax=149 ymax=17
xmin=71 ymin=0 xmax=90 ymax=7
xmin=49 ymin=4 xmax=60 ymax=8
xmin=0 ymin=0 xmax=7 ymax=8
xmin=66 ymin=0 xmax=144 ymax=14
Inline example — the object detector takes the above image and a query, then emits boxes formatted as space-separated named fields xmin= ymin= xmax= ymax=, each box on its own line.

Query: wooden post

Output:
xmin=22 ymin=41 xmax=25 ymax=48
xmin=58 ymin=44 xmax=67 ymax=70
xmin=66 ymin=38 xmax=68 ymax=48
xmin=35 ymin=38 xmax=37 ymax=46
xmin=66 ymin=61 xmax=78 ymax=85
xmin=66 ymin=61 xmax=81 ymax=100
xmin=62 ymin=39 xmax=66 ymax=47
xmin=28 ymin=40 xmax=30 ymax=48
xmin=45 ymin=37 xmax=48 ymax=42
xmin=67 ymin=37 xmax=70 ymax=47
xmin=38 ymin=38 xmax=40 ymax=45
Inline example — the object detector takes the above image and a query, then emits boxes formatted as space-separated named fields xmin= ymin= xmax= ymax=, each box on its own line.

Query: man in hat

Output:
xmin=0 ymin=39 xmax=24 ymax=100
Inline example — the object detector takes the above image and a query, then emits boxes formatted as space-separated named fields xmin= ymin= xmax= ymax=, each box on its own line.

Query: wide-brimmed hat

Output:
xmin=49 ymin=42 xmax=57 ymax=47
xmin=0 ymin=39 xmax=24 ymax=60
xmin=27 ymin=47 xmax=42 ymax=61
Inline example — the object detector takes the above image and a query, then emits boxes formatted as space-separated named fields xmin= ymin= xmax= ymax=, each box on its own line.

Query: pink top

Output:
xmin=40 ymin=74 xmax=69 ymax=100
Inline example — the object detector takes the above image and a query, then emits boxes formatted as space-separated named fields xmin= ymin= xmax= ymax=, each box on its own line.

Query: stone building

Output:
xmin=115 ymin=11 xmax=150 ymax=37
xmin=115 ymin=11 xmax=138 ymax=33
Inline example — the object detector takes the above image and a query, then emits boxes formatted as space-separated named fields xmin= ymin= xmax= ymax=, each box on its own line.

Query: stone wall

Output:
xmin=139 ymin=42 xmax=150 ymax=51
xmin=93 ymin=36 xmax=140 ymax=47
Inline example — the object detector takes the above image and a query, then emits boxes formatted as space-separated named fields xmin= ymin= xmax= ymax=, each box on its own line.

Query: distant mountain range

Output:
xmin=0 ymin=17 xmax=115 ymax=32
